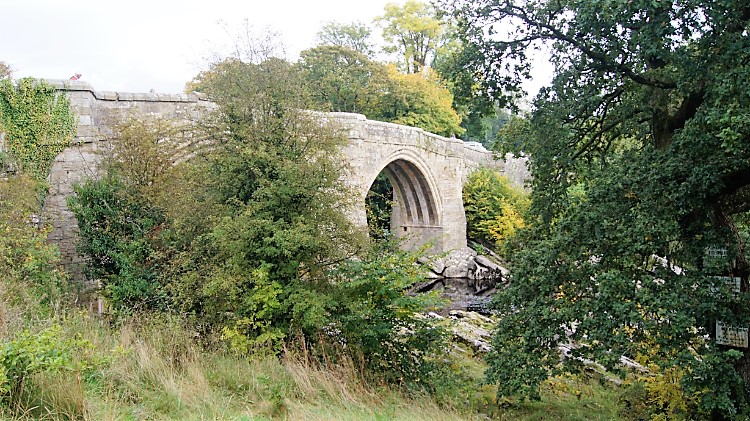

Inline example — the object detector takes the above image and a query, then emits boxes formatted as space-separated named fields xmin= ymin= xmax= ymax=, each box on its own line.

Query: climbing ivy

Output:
xmin=0 ymin=78 xmax=75 ymax=179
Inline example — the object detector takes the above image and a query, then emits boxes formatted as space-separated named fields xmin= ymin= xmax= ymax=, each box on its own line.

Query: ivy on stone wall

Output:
xmin=0 ymin=78 xmax=75 ymax=179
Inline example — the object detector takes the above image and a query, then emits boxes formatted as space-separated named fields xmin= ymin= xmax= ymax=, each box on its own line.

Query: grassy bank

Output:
xmin=0 ymin=310 xmax=623 ymax=420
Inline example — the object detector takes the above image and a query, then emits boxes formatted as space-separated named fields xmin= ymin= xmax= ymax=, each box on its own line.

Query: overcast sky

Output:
xmin=2 ymin=0 xmax=551 ymax=97
xmin=1 ymin=0 xmax=400 ymax=93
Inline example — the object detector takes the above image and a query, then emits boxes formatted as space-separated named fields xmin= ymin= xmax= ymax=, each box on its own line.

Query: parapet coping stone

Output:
xmin=48 ymin=81 xmax=497 ymax=162
xmin=45 ymin=79 xmax=206 ymax=103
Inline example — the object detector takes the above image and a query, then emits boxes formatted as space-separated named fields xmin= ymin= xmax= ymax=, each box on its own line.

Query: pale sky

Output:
xmin=1 ymin=0 xmax=551 ymax=97
xmin=1 ymin=0 xmax=399 ymax=93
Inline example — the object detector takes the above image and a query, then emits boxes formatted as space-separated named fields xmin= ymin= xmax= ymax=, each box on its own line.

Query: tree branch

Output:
xmin=500 ymin=2 xmax=677 ymax=89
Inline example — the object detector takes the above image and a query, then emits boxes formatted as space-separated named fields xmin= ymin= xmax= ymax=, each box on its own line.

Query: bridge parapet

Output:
xmin=45 ymin=79 xmax=213 ymax=144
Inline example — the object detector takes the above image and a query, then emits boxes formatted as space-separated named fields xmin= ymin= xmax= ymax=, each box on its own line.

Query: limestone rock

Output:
xmin=430 ymin=259 xmax=445 ymax=275
xmin=447 ymin=310 xmax=496 ymax=353
xmin=474 ymin=255 xmax=500 ymax=271
xmin=444 ymin=262 xmax=469 ymax=278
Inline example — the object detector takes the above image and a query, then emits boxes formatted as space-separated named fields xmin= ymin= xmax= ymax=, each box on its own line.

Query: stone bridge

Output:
xmin=43 ymin=81 xmax=528 ymax=276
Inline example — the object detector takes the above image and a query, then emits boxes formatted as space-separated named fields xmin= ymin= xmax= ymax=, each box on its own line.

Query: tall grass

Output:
xmin=0 ymin=304 xmax=628 ymax=420
xmin=0 ymin=312 xmax=474 ymax=420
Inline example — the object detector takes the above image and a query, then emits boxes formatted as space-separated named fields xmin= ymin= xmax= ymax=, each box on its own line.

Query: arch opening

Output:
xmin=365 ymin=158 xmax=443 ymax=251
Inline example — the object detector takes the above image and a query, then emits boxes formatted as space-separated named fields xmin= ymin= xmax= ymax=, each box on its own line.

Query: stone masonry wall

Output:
xmin=43 ymin=80 xmax=214 ymax=282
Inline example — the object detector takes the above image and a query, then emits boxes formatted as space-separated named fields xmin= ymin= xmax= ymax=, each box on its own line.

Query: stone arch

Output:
xmin=366 ymin=150 xmax=444 ymax=251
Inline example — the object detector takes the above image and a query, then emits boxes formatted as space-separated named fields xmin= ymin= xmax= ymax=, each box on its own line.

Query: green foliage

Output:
xmin=68 ymin=176 xmax=167 ymax=313
xmin=0 ymin=175 xmax=68 ymax=311
xmin=299 ymin=47 xmax=464 ymax=137
xmin=443 ymin=0 xmax=750 ymax=415
xmin=298 ymin=45 xmax=387 ymax=115
xmin=375 ymin=66 xmax=464 ymax=137
xmin=493 ymin=115 xmax=531 ymax=155
xmin=323 ymin=243 xmax=448 ymax=389
xmin=302 ymin=8 xmax=469 ymax=137
xmin=0 ymin=78 xmax=75 ymax=178
xmin=168 ymin=56 xmax=365 ymax=352
xmin=620 ymin=372 xmax=701 ymax=420
xmin=316 ymin=21 xmax=374 ymax=55
xmin=68 ymin=116 xmax=201 ymax=315
xmin=431 ymin=35 xmax=504 ymax=143
xmin=0 ymin=78 xmax=73 ymax=315
xmin=365 ymin=173 xmax=394 ymax=241
xmin=103 ymin=116 xmax=185 ymax=197
xmin=463 ymin=168 xmax=528 ymax=251
xmin=0 ymin=325 xmax=92 ymax=401
xmin=377 ymin=1 xmax=444 ymax=74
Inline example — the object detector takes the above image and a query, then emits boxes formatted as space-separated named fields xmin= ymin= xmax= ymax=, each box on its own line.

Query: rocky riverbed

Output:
xmin=414 ymin=245 xmax=509 ymax=313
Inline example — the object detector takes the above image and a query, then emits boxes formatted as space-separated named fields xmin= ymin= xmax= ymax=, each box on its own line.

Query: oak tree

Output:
xmin=443 ymin=0 xmax=750 ymax=415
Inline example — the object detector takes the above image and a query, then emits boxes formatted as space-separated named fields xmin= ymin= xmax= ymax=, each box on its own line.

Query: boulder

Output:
xmin=430 ymin=259 xmax=445 ymax=275
xmin=418 ymin=256 xmax=445 ymax=276
xmin=444 ymin=262 xmax=469 ymax=278
xmin=474 ymin=255 xmax=500 ymax=271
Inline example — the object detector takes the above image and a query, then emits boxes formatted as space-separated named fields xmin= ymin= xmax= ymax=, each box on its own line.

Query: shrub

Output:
xmin=619 ymin=363 xmax=706 ymax=421
xmin=67 ymin=176 xmax=167 ymax=314
xmin=0 ymin=325 xmax=93 ymax=401
xmin=0 ymin=174 xmax=68 ymax=314
xmin=316 ymin=243 xmax=449 ymax=391
xmin=463 ymin=167 xmax=529 ymax=250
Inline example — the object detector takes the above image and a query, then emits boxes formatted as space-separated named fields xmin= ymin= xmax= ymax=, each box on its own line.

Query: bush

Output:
xmin=463 ymin=167 xmax=529 ymax=251
xmin=311 ymin=243 xmax=449 ymax=391
xmin=0 ymin=325 xmax=93 ymax=401
xmin=619 ymin=365 xmax=703 ymax=420
xmin=0 ymin=174 xmax=68 ymax=314
xmin=67 ymin=176 xmax=167 ymax=314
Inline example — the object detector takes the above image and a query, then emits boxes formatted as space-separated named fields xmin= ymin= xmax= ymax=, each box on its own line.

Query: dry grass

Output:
xmin=0 ymin=310 xmax=622 ymax=420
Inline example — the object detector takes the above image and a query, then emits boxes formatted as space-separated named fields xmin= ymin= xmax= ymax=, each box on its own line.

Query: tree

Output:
xmin=431 ymin=33 xmax=500 ymax=142
xmin=298 ymin=47 xmax=464 ymax=137
xmin=315 ymin=21 xmax=374 ymax=56
xmin=173 ymin=57 xmax=367 ymax=350
xmin=463 ymin=168 xmax=528 ymax=251
xmin=377 ymin=1 xmax=443 ymax=74
xmin=373 ymin=66 xmax=464 ymax=137
xmin=68 ymin=117 xmax=186 ymax=314
xmin=298 ymin=45 xmax=388 ymax=114
xmin=442 ymin=0 xmax=750 ymax=415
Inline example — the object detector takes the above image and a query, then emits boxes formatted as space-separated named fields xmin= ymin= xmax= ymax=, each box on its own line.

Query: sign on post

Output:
xmin=716 ymin=321 xmax=749 ymax=348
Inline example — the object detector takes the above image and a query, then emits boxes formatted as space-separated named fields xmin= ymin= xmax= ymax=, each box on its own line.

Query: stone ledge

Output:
xmin=45 ymin=79 xmax=205 ymax=103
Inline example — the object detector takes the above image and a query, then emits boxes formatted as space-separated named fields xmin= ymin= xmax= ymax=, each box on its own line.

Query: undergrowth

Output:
xmin=0 ymin=313 xmax=467 ymax=420
xmin=0 ymin=309 xmax=626 ymax=420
